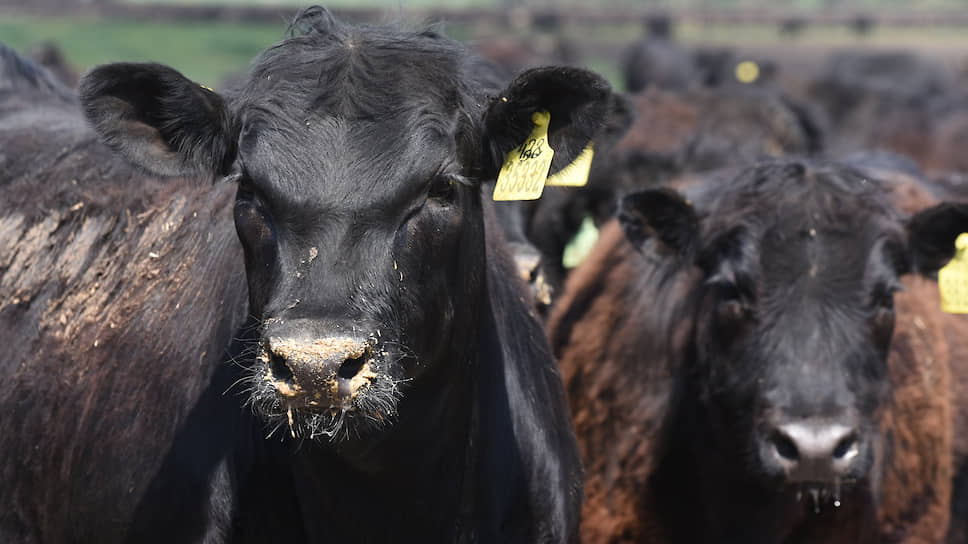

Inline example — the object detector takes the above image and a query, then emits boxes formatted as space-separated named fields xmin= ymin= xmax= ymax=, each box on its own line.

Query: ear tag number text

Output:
xmin=493 ymin=111 xmax=554 ymax=201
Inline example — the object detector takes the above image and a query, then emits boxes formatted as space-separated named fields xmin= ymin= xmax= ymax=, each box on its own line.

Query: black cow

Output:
xmin=11 ymin=6 xmax=610 ymax=542
xmin=548 ymin=158 xmax=968 ymax=542
xmin=620 ymin=37 xmax=698 ymax=94
xmin=806 ymin=50 xmax=953 ymax=164
xmin=0 ymin=43 xmax=249 ymax=543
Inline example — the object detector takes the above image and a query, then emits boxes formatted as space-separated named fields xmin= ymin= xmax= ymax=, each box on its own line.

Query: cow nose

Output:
xmin=264 ymin=336 xmax=372 ymax=400
xmin=765 ymin=421 xmax=862 ymax=483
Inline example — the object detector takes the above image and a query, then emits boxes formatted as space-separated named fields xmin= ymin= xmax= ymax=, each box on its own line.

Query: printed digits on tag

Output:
xmin=527 ymin=159 xmax=542 ymax=191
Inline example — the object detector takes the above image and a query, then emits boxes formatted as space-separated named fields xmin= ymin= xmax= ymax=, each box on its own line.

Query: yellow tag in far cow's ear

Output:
xmin=735 ymin=60 xmax=760 ymax=84
xmin=493 ymin=111 xmax=554 ymax=201
xmin=939 ymin=233 xmax=968 ymax=313
xmin=546 ymin=144 xmax=594 ymax=187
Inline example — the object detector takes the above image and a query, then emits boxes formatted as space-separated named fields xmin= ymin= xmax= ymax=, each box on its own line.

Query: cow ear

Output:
xmin=618 ymin=188 xmax=699 ymax=257
xmin=482 ymin=66 xmax=612 ymax=179
xmin=79 ymin=62 xmax=236 ymax=179
xmin=907 ymin=202 xmax=968 ymax=275
xmin=596 ymin=92 xmax=636 ymax=151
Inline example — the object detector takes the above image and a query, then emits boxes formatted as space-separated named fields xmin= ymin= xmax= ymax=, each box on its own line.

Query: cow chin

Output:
xmin=248 ymin=347 xmax=407 ymax=442
xmin=763 ymin=451 xmax=875 ymax=518
xmin=781 ymin=478 xmax=863 ymax=515
xmin=756 ymin=439 xmax=874 ymax=515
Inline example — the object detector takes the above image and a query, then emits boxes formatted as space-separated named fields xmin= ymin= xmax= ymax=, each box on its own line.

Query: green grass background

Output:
xmin=2 ymin=4 xmax=968 ymax=88
xmin=0 ymin=16 xmax=289 ymax=85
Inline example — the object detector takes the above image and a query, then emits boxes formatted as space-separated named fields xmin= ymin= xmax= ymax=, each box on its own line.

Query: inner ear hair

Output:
xmin=618 ymin=188 xmax=699 ymax=257
xmin=907 ymin=202 xmax=968 ymax=275
xmin=79 ymin=62 xmax=235 ymax=179
xmin=483 ymin=66 xmax=612 ymax=178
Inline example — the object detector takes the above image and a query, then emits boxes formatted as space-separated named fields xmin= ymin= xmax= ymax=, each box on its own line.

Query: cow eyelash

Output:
xmin=428 ymin=169 xmax=472 ymax=202
xmin=222 ymin=172 xmax=244 ymax=185
xmin=428 ymin=175 xmax=456 ymax=200
xmin=870 ymin=283 xmax=902 ymax=310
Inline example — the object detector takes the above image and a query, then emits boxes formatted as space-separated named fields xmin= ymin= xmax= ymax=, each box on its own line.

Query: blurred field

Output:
xmin=2 ymin=9 xmax=968 ymax=89
xmin=0 ymin=16 xmax=288 ymax=85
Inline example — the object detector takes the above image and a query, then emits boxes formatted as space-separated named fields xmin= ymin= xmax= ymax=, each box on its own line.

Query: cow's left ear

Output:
xmin=79 ymin=62 xmax=236 ymax=179
xmin=907 ymin=202 xmax=968 ymax=275
xmin=482 ymin=66 xmax=612 ymax=179
xmin=618 ymin=188 xmax=699 ymax=257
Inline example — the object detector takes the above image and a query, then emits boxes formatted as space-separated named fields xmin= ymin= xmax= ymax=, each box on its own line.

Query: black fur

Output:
xmin=618 ymin=188 xmax=698 ymax=256
xmin=0 ymin=42 xmax=248 ymax=544
xmin=607 ymin=158 xmax=968 ymax=541
xmin=6 ymin=6 xmax=610 ymax=541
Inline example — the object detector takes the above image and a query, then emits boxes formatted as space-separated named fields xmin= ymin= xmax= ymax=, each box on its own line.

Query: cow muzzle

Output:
xmin=759 ymin=418 xmax=869 ymax=486
xmin=259 ymin=335 xmax=378 ymax=408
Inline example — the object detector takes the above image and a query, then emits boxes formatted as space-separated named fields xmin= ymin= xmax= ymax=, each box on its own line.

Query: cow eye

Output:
xmin=234 ymin=182 xmax=274 ymax=250
xmin=707 ymin=282 xmax=754 ymax=346
xmin=870 ymin=284 xmax=899 ymax=312
xmin=428 ymin=175 xmax=456 ymax=202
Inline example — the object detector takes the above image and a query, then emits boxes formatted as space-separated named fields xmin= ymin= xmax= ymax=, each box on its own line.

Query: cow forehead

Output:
xmin=238 ymin=111 xmax=454 ymax=206
xmin=235 ymin=28 xmax=475 ymax=123
xmin=694 ymin=164 xmax=906 ymax=299
xmin=229 ymin=33 xmax=477 ymax=211
xmin=756 ymin=211 xmax=890 ymax=282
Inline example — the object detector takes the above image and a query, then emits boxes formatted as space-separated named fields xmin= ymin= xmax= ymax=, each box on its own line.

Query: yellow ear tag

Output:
xmin=735 ymin=61 xmax=759 ymax=84
xmin=939 ymin=233 xmax=968 ymax=313
xmin=493 ymin=111 xmax=554 ymax=201
xmin=562 ymin=215 xmax=600 ymax=269
xmin=546 ymin=143 xmax=594 ymax=187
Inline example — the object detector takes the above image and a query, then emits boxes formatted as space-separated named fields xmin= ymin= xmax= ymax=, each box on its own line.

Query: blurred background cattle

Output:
xmin=4 ymin=0 xmax=968 ymax=542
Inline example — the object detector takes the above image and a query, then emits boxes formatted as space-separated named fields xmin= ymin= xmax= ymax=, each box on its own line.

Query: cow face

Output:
xmin=79 ymin=8 xmax=611 ymax=447
xmin=619 ymin=160 xmax=968 ymax=503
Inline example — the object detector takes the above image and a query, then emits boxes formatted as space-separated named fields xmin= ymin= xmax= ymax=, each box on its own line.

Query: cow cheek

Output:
xmin=871 ymin=308 xmax=895 ymax=357
xmin=391 ymin=206 xmax=463 ymax=340
xmin=234 ymin=204 xmax=277 ymax=313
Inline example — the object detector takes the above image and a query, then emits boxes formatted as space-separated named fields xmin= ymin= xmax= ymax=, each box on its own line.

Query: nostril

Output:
xmin=832 ymin=432 xmax=858 ymax=459
xmin=771 ymin=431 xmax=800 ymax=462
xmin=269 ymin=352 xmax=295 ymax=384
xmin=338 ymin=350 xmax=368 ymax=380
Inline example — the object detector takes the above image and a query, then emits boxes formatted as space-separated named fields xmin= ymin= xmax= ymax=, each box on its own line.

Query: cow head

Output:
xmin=619 ymin=160 xmax=968 ymax=506
xmin=79 ymin=7 xmax=611 ymax=450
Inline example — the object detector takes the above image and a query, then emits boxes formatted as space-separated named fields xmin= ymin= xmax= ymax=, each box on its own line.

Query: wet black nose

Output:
xmin=763 ymin=420 xmax=863 ymax=483
xmin=263 ymin=336 xmax=372 ymax=401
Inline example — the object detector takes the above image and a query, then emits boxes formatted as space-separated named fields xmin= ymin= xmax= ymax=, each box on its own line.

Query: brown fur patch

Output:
xmin=548 ymin=222 xmax=688 ymax=543
xmin=550 ymin=216 xmax=966 ymax=543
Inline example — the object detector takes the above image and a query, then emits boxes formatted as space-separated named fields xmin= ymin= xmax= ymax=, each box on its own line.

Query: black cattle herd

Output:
xmin=2 ymin=6 xmax=968 ymax=543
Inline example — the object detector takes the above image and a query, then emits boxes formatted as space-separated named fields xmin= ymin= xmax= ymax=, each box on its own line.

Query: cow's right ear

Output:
xmin=618 ymin=188 xmax=699 ymax=257
xmin=79 ymin=63 xmax=236 ymax=179
xmin=481 ymin=66 xmax=612 ymax=179
xmin=596 ymin=92 xmax=636 ymax=152
xmin=906 ymin=201 xmax=968 ymax=275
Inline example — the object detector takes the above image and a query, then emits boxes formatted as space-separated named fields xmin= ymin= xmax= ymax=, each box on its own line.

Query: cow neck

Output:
xmin=281 ymin=333 xmax=482 ymax=542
